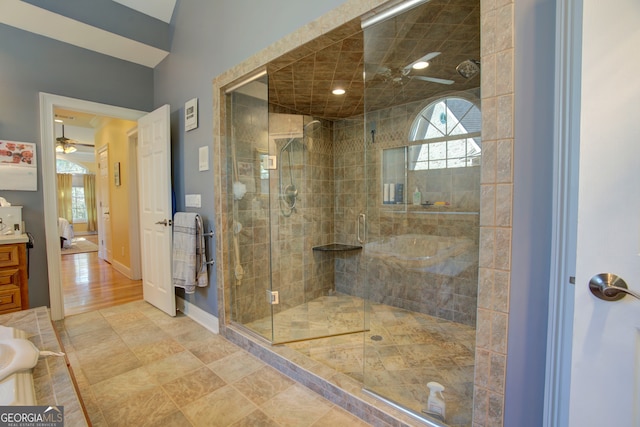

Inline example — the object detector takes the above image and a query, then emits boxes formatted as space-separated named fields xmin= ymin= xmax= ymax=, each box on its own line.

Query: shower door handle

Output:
xmin=357 ymin=213 xmax=366 ymax=244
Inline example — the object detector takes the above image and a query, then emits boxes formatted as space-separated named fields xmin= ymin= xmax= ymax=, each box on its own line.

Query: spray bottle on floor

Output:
xmin=424 ymin=381 xmax=446 ymax=422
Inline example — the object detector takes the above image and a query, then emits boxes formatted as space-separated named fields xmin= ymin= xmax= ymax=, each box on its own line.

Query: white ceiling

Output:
xmin=0 ymin=0 xmax=176 ymax=68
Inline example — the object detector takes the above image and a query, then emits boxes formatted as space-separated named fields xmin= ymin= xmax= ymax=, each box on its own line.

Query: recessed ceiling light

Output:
xmin=332 ymin=88 xmax=346 ymax=95
xmin=412 ymin=61 xmax=429 ymax=70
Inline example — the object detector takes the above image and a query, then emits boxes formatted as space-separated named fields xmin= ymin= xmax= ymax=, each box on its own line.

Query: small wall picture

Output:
xmin=0 ymin=140 xmax=37 ymax=191
xmin=114 ymin=162 xmax=121 ymax=186
xmin=185 ymin=98 xmax=198 ymax=131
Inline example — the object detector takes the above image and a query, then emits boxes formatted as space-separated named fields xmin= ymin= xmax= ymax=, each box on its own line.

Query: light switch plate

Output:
xmin=185 ymin=194 xmax=201 ymax=208
xmin=199 ymin=146 xmax=209 ymax=171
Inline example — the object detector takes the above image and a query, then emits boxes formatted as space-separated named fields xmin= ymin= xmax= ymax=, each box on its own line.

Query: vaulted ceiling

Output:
xmin=2 ymin=0 xmax=480 ymax=122
xmin=268 ymin=0 xmax=480 ymax=120
xmin=0 ymin=0 xmax=176 ymax=68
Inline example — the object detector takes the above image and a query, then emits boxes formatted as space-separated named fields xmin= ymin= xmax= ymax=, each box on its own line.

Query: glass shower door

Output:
xmin=361 ymin=0 xmax=481 ymax=425
xmin=225 ymin=74 xmax=275 ymax=341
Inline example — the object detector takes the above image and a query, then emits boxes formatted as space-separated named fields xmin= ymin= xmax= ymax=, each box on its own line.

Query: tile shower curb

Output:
xmin=223 ymin=325 xmax=438 ymax=427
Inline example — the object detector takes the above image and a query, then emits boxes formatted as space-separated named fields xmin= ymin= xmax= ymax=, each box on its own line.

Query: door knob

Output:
xmin=155 ymin=219 xmax=172 ymax=226
xmin=588 ymin=273 xmax=640 ymax=301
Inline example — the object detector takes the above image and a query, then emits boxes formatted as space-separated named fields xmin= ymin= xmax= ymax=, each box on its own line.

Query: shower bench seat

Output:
xmin=312 ymin=243 xmax=362 ymax=252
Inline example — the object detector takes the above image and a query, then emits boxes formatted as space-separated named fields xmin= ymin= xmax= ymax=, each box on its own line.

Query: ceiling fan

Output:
xmin=55 ymin=124 xmax=93 ymax=154
xmin=374 ymin=52 xmax=455 ymax=85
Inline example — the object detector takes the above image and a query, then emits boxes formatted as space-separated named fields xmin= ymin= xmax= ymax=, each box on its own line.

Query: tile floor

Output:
xmin=54 ymin=300 xmax=371 ymax=427
xmin=247 ymin=294 xmax=475 ymax=426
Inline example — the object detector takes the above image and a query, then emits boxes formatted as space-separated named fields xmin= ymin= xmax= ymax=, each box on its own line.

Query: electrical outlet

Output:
xmin=266 ymin=290 xmax=279 ymax=305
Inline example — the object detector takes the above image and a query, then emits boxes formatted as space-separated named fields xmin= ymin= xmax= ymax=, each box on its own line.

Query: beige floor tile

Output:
xmin=62 ymin=311 xmax=110 ymax=337
xmin=75 ymin=339 xmax=142 ymax=385
xmin=129 ymin=336 xmax=186 ymax=364
xmin=91 ymin=367 xmax=157 ymax=408
xmin=173 ymin=325 xmax=219 ymax=350
xmin=143 ymin=350 xmax=204 ymax=384
xmin=260 ymin=384 xmax=333 ymax=427
xmin=232 ymin=365 xmax=295 ymax=406
xmin=310 ymin=407 xmax=372 ymax=427
xmin=101 ymin=386 xmax=178 ymax=427
xmin=118 ymin=322 xmax=171 ymax=347
xmin=62 ymin=301 xmax=378 ymax=427
xmin=147 ymin=410 xmax=194 ymax=427
xmin=161 ymin=367 xmax=226 ymax=403
xmin=152 ymin=314 xmax=203 ymax=336
xmin=68 ymin=326 xmax=122 ymax=351
xmin=229 ymin=409 xmax=280 ymax=427
xmin=182 ymin=385 xmax=257 ymax=427
xmin=188 ymin=336 xmax=241 ymax=364
xmin=86 ymin=412 xmax=109 ymax=427
xmin=103 ymin=310 xmax=150 ymax=332
xmin=208 ymin=351 xmax=264 ymax=383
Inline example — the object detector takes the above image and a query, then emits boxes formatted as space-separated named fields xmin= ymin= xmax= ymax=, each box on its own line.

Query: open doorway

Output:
xmin=40 ymin=93 xmax=147 ymax=320
xmin=53 ymin=108 xmax=144 ymax=315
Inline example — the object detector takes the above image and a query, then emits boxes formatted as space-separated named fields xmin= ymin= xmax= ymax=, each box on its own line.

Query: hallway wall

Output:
xmin=0 ymin=23 xmax=153 ymax=307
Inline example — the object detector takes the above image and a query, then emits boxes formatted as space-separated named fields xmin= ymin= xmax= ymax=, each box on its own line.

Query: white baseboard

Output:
xmin=111 ymin=259 xmax=132 ymax=279
xmin=176 ymin=297 xmax=219 ymax=334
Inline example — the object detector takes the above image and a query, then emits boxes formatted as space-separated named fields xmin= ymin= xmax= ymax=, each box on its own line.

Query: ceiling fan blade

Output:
xmin=366 ymin=63 xmax=391 ymax=77
xmin=403 ymin=51 xmax=441 ymax=72
xmin=410 ymin=75 xmax=455 ymax=85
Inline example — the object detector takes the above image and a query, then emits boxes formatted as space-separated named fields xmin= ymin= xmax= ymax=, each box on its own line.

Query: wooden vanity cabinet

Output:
xmin=0 ymin=243 xmax=29 ymax=313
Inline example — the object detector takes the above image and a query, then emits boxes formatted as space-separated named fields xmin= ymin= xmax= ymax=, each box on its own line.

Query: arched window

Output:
xmin=408 ymin=96 xmax=481 ymax=170
xmin=56 ymin=159 xmax=88 ymax=174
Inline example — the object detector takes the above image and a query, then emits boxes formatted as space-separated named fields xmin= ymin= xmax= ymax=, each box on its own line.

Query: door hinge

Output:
xmin=569 ymin=276 xmax=575 ymax=284
xmin=266 ymin=290 xmax=279 ymax=305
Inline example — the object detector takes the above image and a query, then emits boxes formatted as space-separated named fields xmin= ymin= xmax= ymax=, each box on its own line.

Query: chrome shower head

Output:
xmin=456 ymin=59 xmax=480 ymax=79
xmin=304 ymin=120 xmax=321 ymax=130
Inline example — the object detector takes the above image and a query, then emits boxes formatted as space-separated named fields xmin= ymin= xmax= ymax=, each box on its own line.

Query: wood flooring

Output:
xmin=61 ymin=249 xmax=143 ymax=316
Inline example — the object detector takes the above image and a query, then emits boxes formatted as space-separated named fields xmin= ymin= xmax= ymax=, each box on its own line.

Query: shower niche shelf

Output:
xmin=312 ymin=243 xmax=362 ymax=252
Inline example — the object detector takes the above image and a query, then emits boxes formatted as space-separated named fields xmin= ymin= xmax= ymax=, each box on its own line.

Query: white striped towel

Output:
xmin=172 ymin=212 xmax=208 ymax=294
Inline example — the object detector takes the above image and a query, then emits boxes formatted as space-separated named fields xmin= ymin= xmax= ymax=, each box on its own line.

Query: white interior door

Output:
xmin=568 ymin=0 xmax=640 ymax=425
xmin=137 ymin=104 xmax=175 ymax=316
xmin=97 ymin=148 xmax=112 ymax=263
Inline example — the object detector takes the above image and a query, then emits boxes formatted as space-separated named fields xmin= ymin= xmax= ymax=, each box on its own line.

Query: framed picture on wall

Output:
xmin=114 ymin=162 xmax=121 ymax=186
xmin=0 ymin=140 xmax=37 ymax=191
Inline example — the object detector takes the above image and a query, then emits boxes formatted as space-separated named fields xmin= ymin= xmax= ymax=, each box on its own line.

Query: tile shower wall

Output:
xmin=232 ymin=89 xmax=479 ymax=328
xmin=268 ymin=116 xmax=336 ymax=318
xmin=333 ymin=95 xmax=480 ymax=326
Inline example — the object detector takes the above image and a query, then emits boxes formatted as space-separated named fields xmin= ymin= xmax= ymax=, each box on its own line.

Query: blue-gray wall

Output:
xmin=506 ymin=0 xmax=556 ymax=425
xmin=153 ymin=0 xmax=347 ymax=316
xmin=1 ymin=2 xmax=556 ymax=422
xmin=0 ymin=23 xmax=153 ymax=308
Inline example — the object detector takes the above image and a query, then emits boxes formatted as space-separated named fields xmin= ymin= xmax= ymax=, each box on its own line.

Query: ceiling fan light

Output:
xmin=332 ymin=88 xmax=346 ymax=95
xmin=63 ymin=144 xmax=76 ymax=154
xmin=412 ymin=61 xmax=429 ymax=70
xmin=55 ymin=143 xmax=64 ymax=153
